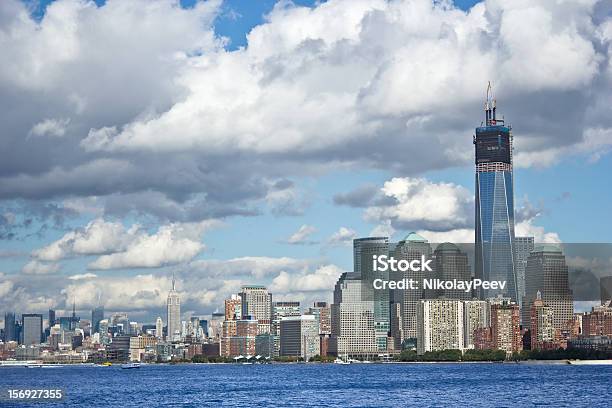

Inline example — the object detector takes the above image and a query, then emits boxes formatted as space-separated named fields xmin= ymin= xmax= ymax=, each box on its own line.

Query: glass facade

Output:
xmin=474 ymin=125 xmax=517 ymax=302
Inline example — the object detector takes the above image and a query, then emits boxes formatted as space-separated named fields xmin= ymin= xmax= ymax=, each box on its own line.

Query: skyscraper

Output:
xmin=167 ymin=274 xmax=181 ymax=341
xmin=3 ymin=312 xmax=16 ymax=342
xmin=523 ymin=244 xmax=574 ymax=333
xmin=463 ymin=300 xmax=489 ymax=349
xmin=155 ymin=317 xmax=163 ymax=339
xmin=530 ymin=291 xmax=555 ymax=350
xmin=601 ymin=275 xmax=612 ymax=305
xmin=22 ymin=314 xmax=43 ymax=345
xmin=474 ymin=83 xmax=517 ymax=302
xmin=353 ymin=237 xmax=390 ymax=352
xmin=417 ymin=299 xmax=464 ymax=355
xmin=329 ymin=272 xmax=377 ymax=358
xmin=433 ymin=242 xmax=471 ymax=300
xmin=489 ymin=300 xmax=522 ymax=354
xmin=91 ymin=306 xmax=104 ymax=334
xmin=308 ymin=301 xmax=331 ymax=335
xmin=239 ymin=285 xmax=272 ymax=334
xmin=514 ymin=236 xmax=535 ymax=310
xmin=48 ymin=309 xmax=56 ymax=328
xmin=391 ymin=233 xmax=431 ymax=342
xmin=272 ymin=301 xmax=300 ymax=336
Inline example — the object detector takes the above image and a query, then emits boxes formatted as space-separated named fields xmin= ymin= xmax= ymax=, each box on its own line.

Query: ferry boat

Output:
xmin=121 ymin=363 xmax=141 ymax=369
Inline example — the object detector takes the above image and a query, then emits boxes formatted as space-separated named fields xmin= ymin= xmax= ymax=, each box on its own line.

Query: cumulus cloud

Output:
xmin=286 ymin=224 xmax=318 ymax=245
xmin=327 ymin=226 xmax=357 ymax=246
xmin=28 ymin=118 xmax=70 ymax=138
xmin=270 ymin=264 xmax=344 ymax=294
xmin=362 ymin=177 xmax=473 ymax=232
xmin=88 ymin=221 xmax=218 ymax=270
xmin=0 ymin=0 xmax=609 ymax=225
xmin=21 ymin=260 xmax=60 ymax=275
xmin=68 ymin=273 xmax=97 ymax=280
xmin=32 ymin=218 xmax=139 ymax=261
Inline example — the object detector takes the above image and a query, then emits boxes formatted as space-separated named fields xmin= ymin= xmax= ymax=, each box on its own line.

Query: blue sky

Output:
xmin=1 ymin=0 xmax=611 ymax=319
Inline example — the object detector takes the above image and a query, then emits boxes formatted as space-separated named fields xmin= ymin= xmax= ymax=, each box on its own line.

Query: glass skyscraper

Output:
xmin=474 ymin=84 xmax=517 ymax=302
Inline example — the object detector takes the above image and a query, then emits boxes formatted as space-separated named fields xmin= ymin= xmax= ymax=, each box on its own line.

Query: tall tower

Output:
xmin=474 ymin=82 xmax=517 ymax=302
xmin=166 ymin=274 xmax=181 ymax=341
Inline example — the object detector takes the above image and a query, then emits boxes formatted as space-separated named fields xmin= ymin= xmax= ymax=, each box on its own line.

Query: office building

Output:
xmin=514 ymin=236 xmax=534 ymax=309
xmin=433 ymin=242 xmax=471 ymax=300
xmin=240 ymin=286 xmax=272 ymax=334
xmin=167 ymin=275 xmax=181 ymax=341
xmin=391 ymin=233 xmax=431 ymax=341
xmin=22 ymin=314 xmax=43 ymax=345
xmin=417 ymin=299 xmax=464 ymax=355
xmin=225 ymin=295 xmax=242 ymax=321
xmin=155 ymin=317 xmax=163 ymax=339
xmin=48 ymin=309 xmax=56 ymax=328
xmin=474 ymin=85 xmax=517 ymax=302
xmin=330 ymin=272 xmax=377 ymax=358
xmin=280 ymin=315 xmax=320 ymax=360
xmin=601 ymin=276 xmax=612 ymax=304
xmin=308 ymin=302 xmax=331 ymax=334
xmin=272 ymin=301 xmax=300 ymax=336
xmin=354 ymin=236 xmax=390 ymax=351
xmin=91 ymin=306 xmax=104 ymax=334
xmin=523 ymin=244 xmax=574 ymax=332
xmin=3 ymin=312 xmax=16 ymax=342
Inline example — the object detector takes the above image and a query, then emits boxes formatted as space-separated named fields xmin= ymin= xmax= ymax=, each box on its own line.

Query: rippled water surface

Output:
xmin=1 ymin=363 xmax=610 ymax=407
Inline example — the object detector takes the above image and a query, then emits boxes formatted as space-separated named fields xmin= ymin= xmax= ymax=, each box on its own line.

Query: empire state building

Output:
xmin=167 ymin=274 xmax=181 ymax=341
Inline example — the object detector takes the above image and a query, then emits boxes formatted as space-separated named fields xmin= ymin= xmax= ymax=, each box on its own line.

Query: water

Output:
xmin=0 ymin=363 xmax=610 ymax=407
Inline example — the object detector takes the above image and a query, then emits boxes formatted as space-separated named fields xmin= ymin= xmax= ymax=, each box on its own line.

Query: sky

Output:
xmin=0 ymin=0 xmax=611 ymax=324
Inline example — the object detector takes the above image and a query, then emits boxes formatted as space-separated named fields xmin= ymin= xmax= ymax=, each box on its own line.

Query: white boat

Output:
xmin=334 ymin=358 xmax=350 ymax=365
xmin=121 ymin=363 xmax=141 ymax=369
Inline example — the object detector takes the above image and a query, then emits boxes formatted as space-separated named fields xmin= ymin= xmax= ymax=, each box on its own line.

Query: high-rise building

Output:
xmin=272 ymin=301 xmax=300 ymax=336
xmin=523 ymin=244 xmax=574 ymax=332
xmin=224 ymin=295 xmax=242 ymax=321
xmin=91 ymin=306 xmax=104 ymax=334
xmin=280 ymin=315 xmax=320 ymax=360
xmin=514 ymin=236 xmax=534 ymax=309
xmin=463 ymin=300 xmax=489 ymax=349
xmin=391 ymin=233 xmax=431 ymax=342
xmin=417 ymin=299 xmax=464 ymax=355
xmin=329 ymin=272 xmax=377 ymax=358
xmin=155 ymin=317 xmax=163 ymax=339
xmin=308 ymin=302 xmax=331 ymax=335
xmin=601 ymin=276 xmax=612 ymax=305
xmin=48 ymin=309 xmax=56 ymax=329
xmin=353 ymin=236 xmax=390 ymax=351
xmin=474 ymin=84 xmax=517 ymax=302
xmin=3 ymin=312 xmax=16 ymax=342
xmin=208 ymin=312 xmax=224 ymax=342
xmin=530 ymin=291 xmax=556 ymax=350
xmin=433 ymin=243 xmax=471 ymax=300
xmin=239 ymin=285 xmax=272 ymax=334
xmin=21 ymin=314 xmax=43 ymax=345
xmin=167 ymin=275 xmax=181 ymax=341
xmin=490 ymin=299 xmax=522 ymax=354
xmin=229 ymin=317 xmax=258 ymax=357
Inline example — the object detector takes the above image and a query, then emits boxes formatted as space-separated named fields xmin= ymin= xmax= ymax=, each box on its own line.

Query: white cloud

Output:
xmin=416 ymin=228 xmax=475 ymax=243
xmin=21 ymin=260 xmax=60 ymax=275
xmin=327 ymin=226 xmax=357 ymax=246
xmin=28 ymin=118 xmax=70 ymax=137
xmin=515 ymin=219 xmax=561 ymax=244
xmin=270 ymin=264 xmax=344 ymax=293
xmin=32 ymin=218 xmax=139 ymax=261
xmin=185 ymin=256 xmax=313 ymax=279
xmin=68 ymin=273 xmax=97 ymax=280
xmin=370 ymin=220 xmax=396 ymax=239
xmin=364 ymin=177 xmax=473 ymax=231
xmin=88 ymin=221 xmax=218 ymax=270
xmin=286 ymin=224 xmax=317 ymax=244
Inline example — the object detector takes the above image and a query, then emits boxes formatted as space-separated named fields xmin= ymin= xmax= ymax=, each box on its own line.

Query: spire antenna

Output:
xmin=172 ymin=273 xmax=176 ymax=291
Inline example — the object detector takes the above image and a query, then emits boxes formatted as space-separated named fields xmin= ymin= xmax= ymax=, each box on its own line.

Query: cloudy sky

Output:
xmin=1 ymin=0 xmax=611 ymax=324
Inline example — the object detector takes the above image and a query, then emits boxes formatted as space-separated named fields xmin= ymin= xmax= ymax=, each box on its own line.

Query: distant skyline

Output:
xmin=1 ymin=0 xmax=611 ymax=323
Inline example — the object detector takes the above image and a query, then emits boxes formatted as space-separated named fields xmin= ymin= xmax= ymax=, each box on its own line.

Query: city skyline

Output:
xmin=1 ymin=0 xmax=612 ymax=326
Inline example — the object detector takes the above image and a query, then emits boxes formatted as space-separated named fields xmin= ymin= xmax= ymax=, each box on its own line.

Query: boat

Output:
xmin=334 ymin=358 xmax=350 ymax=365
xmin=101 ymin=362 xmax=112 ymax=366
xmin=567 ymin=360 xmax=612 ymax=365
xmin=121 ymin=363 xmax=141 ymax=369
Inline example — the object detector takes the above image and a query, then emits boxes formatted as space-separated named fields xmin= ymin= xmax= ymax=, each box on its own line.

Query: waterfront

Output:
xmin=1 ymin=363 xmax=610 ymax=407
